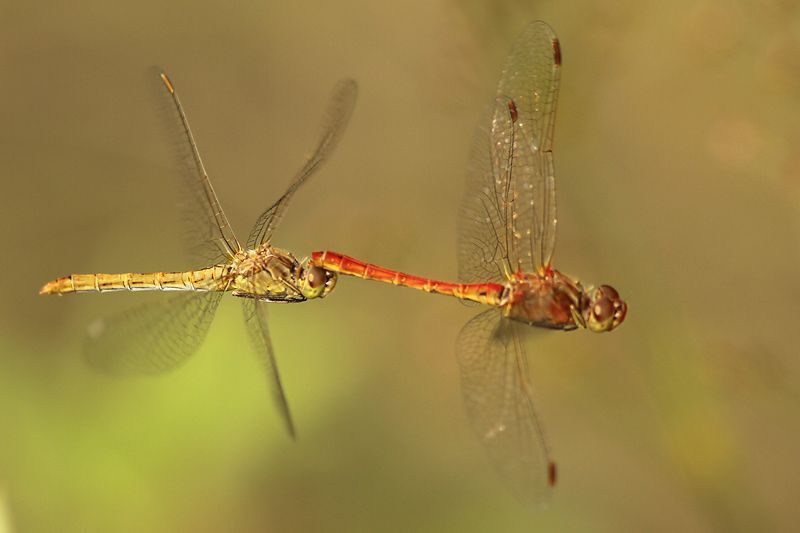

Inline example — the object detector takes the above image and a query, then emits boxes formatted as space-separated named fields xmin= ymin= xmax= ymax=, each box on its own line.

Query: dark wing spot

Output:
xmin=548 ymin=461 xmax=558 ymax=487
xmin=552 ymin=38 xmax=562 ymax=66
xmin=507 ymin=99 xmax=518 ymax=123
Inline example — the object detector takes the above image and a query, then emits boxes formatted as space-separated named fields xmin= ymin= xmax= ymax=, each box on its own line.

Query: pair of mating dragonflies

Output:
xmin=41 ymin=21 xmax=626 ymax=503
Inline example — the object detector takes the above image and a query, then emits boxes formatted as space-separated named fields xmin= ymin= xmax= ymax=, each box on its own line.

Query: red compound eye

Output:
xmin=592 ymin=298 xmax=614 ymax=322
xmin=599 ymin=285 xmax=619 ymax=300
xmin=306 ymin=266 xmax=327 ymax=289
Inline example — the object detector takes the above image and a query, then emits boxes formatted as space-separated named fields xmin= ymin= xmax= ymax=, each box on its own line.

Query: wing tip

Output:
xmin=552 ymin=38 xmax=562 ymax=67
xmin=159 ymin=72 xmax=175 ymax=94
xmin=283 ymin=410 xmax=298 ymax=440
xmin=548 ymin=460 xmax=557 ymax=487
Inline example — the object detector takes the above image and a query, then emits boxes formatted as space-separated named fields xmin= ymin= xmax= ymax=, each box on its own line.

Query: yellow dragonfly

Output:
xmin=40 ymin=72 xmax=358 ymax=437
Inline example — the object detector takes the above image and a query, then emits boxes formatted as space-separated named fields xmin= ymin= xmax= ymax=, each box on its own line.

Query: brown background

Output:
xmin=2 ymin=0 xmax=799 ymax=531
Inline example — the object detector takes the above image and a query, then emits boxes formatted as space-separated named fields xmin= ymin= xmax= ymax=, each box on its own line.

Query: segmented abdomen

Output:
xmin=39 ymin=265 xmax=230 ymax=295
xmin=311 ymin=250 xmax=505 ymax=306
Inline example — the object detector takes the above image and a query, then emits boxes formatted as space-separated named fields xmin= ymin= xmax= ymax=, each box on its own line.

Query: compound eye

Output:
xmin=305 ymin=266 xmax=327 ymax=289
xmin=592 ymin=297 xmax=614 ymax=323
xmin=599 ymin=285 xmax=619 ymax=301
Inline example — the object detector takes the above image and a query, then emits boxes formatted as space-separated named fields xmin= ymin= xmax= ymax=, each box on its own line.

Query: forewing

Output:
xmin=246 ymin=79 xmax=358 ymax=249
xmin=498 ymin=21 xmax=561 ymax=270
xmin=456 ymin=309 xmax=555 ymax=504
xmin=241 ymin=298 xmax=296 ymax=438
xmin=153 ymin=69 xmax=242 ymax=264
xmin=85 ymin=291 xmax=223 ymax=375
xmin=458 ymin=21 xmax=561 ymax=281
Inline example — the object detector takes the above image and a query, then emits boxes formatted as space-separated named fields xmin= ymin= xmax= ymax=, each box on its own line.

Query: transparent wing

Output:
xmin=497 ymin=21 xmax=561 ymax=270
xmin=85 ymin=291 xmax=223 ymax=375
xmin=246 ymin=79 xmax=358 ymax=249
xmin=458 ymin=97 xmax=516 ymax=283
xmin=241 ymin=298 xmax=296 ymax=438
xmin=153 ymin=69 xmax=242 ymax=264
xmin=459 ymin=21 xmax=561 ymax=281
xmin=456 ymin=309 xmax=556 ymax=504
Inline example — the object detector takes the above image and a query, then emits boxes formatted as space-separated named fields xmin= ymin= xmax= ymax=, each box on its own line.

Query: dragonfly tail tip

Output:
xmin=39 ymin=280 xmax=58 ymax=295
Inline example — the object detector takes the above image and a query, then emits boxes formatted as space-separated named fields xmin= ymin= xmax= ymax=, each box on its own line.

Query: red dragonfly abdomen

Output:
xmin=311 ymin=251 xmax=505 ymax=306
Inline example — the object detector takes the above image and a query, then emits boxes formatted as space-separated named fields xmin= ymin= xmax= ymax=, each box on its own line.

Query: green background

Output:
xmin=2 ymin=0 xmax=799 ymax=531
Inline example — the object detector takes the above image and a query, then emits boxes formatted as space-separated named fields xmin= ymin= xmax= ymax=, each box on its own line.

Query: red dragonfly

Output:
xmin=311 ymin=21 xmax=626 ymax=502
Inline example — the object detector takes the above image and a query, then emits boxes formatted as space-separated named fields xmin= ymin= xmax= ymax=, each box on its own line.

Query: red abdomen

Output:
xmin=311 ymin=251 xmax=505 ymax=307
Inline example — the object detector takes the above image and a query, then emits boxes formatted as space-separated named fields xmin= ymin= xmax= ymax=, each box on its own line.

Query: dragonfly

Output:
xmin=40 ymin=71 xmax=358 ymax=438
xmin=311 ymin=21 xmax=626 ymax=502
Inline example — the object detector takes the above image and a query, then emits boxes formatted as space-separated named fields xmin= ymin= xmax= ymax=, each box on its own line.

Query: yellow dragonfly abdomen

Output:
xmin=39 ymin=265 xmax=230 ymax=295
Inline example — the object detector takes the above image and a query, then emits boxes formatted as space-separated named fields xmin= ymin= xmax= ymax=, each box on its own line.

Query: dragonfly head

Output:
xmin=583 ymin=284 xmax=627 ymax=332
xmin=297 ymin=260 xmax=338 ymax=300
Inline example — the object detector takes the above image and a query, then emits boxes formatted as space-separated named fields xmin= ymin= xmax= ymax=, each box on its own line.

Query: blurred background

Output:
xmin=2 ymin=0 xmax=800 ymax=531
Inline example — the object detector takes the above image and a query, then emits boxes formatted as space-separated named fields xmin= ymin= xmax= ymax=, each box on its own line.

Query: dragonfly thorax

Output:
xmin=503 ymin=270 xmax=583 ymax=330
xmin=228 ymin=245 xmax=337 ymax=302
xmin=230 ymin=245 xmax=306 ymax=302
xmin=503 ymin=270 xmax=627 ymax=332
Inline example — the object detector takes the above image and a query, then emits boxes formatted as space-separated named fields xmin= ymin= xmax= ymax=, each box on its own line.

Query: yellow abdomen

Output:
xmin=39 ymin=265 xmax=231 ymax=295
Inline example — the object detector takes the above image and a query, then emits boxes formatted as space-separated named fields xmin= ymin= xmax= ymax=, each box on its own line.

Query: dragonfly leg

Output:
xmin=569 ymin=305 xmax=586 ymax=329
xmin=231 ymin=291 xmax=306 ymax=304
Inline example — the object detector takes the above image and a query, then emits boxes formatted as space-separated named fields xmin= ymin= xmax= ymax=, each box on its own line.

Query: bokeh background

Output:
xmin=2 ymin=0 xmax=800 ymax=531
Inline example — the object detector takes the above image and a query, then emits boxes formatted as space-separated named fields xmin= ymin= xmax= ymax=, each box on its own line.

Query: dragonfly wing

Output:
xmin=85 ymin=291 xmax=223 ymax=375
xmin=497 ymin=21 xmax=561 ymax=270
xmin=241 ymin=298 xmax=296 ymax=438
xmin=456 ymin=309 xmax=555 ymax=504
xmin=245 ymin=79 xmax=358 ymax=249
xmin=458 ymin=21 xmax=561 ymax=281
xmin=153 ymin=69 xmax=242 ymax=264
xmin=459 ymin=95 xmax=516 ymax=283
